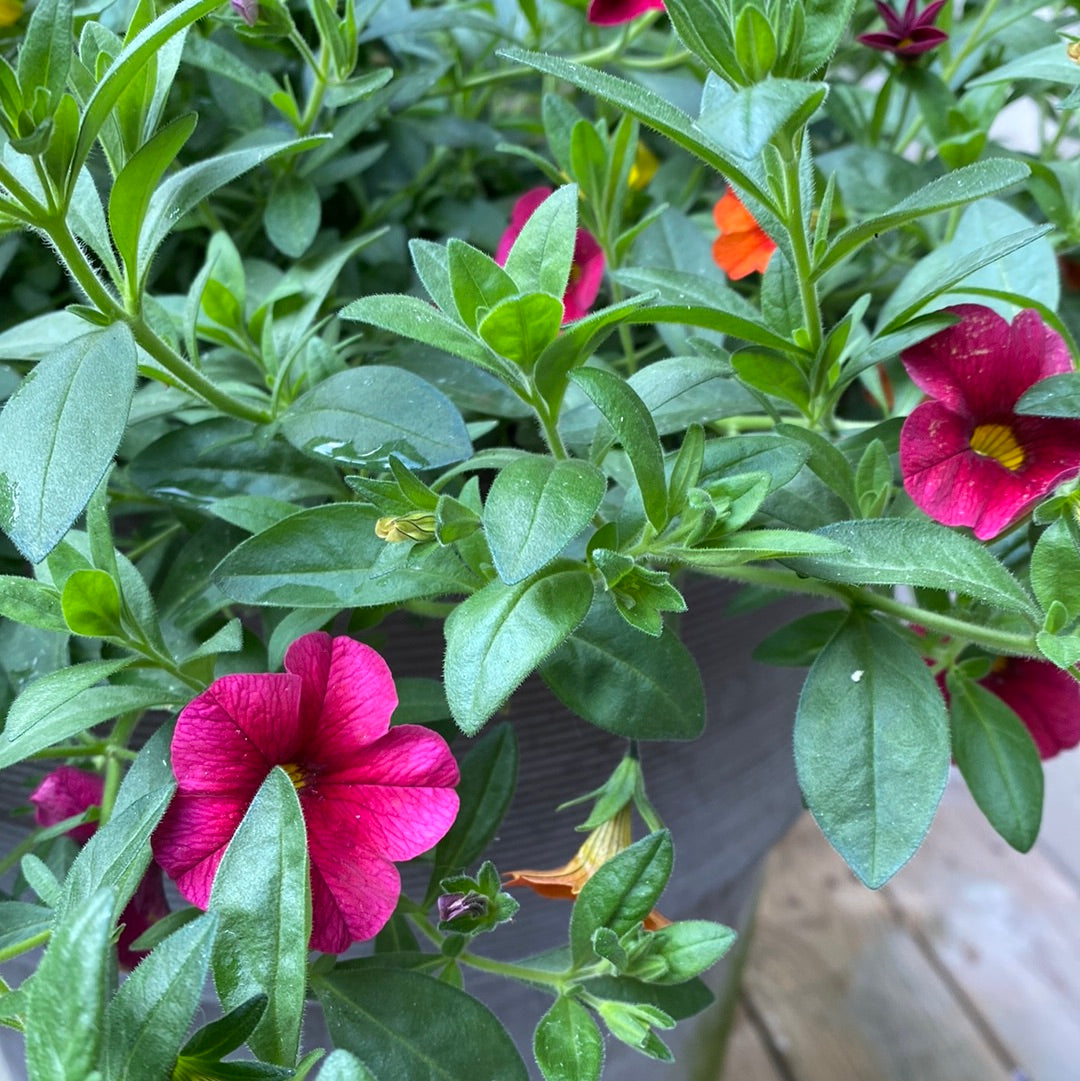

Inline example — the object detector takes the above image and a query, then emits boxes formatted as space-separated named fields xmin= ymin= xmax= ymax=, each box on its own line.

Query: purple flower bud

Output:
xmin=437 ymin=892 xmax=488 ymax=922
xmin=230 ymin=0 xmax=259 ymax=26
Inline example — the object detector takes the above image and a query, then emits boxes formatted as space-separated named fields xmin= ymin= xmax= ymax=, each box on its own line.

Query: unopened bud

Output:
xmin=230 ymin=0 xmax=259 ymax=25
xmin=437 ymin=892 xmax=488 ymax=923
xmin=1069 ymin=40 xmax=1080 ymax=64
xmin=375 ymin=512 xmax=437 ymax=543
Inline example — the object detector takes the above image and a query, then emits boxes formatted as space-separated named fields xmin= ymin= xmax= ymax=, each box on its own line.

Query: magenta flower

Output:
xmin=30 ymin=766 xmax=170 ymax=968
xmin=495 ymin=187 xmax=605 ymax=323
xmin=980 ymin=658 xmax=1080 ymax=760
xmin=857 ymin=0 xmax=948 ymax=58
xmin=152 ymin=632 xmax=460 ymax=954
xmin=899 ymin=304 xmax=1080 ymax=540
xmin=586 ymin=0 xmax=664 ymax=25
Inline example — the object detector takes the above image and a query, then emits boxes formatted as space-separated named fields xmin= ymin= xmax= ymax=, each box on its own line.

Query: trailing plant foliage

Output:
xmin=2 ymin=0 xmax=1080 ymax=1078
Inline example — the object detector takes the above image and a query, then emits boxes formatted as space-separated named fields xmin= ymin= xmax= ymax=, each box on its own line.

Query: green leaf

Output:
xmin=432 ymin=724 xmax=518 ymax=885
xmin=752 ymin=609 xmax=848 ymax=667
xmin=17 ymin=0 xmax=73 ymax=109
xmin=108 ymin=112 xmax=197 ymax=278
xmin=179 ymin=995 xmax=268 ymax=1061
xmin=534 ymin=997 xmax=604 ymax=1081
xmin=71 ymin=0 xmax=230 ymax=185
xmin=444 ymin=565 xmax=594 ymax=735
xmin=137 ymin=134 xmax=325 ymax=286
xmin=447 ymin=238 xmax=518 ymax=329
xmin=786 ymin=520 xmax=1038 ymax=617
xmin=265 ymin=173 xmax=321 ymax=258
xmin=570 ymin=831 xmax=672 ymax=966
xmin=279 ymin=366 xmax=472 ymax=471
xmin=317 ymin=1049 xmax=378 ymax=1081
xmin=61 ymin=568 xmax=122 ymax=637
xmin=103 ymin=913 xmax=219 ymax=1081
xmin=477 ymin=292 xmax=565 ymax=369
xmin=570 ymin=368 xmax=666 ymax=530
xmin=947 ymin=671 xmax=1043 ymax=853
xmin=695 ymin=77 xmax=827 ymax=161
xmin=1016 ymin=371 xmax=1080 ymax=418
xmin=501 ymin=184 xmax=578 ymax=298
xmin=211 ymin=768 xmax=309 ymax=1067
xmin=26 ymin=887 xmax=112 ymax=1081
xmin=1030 ymin=518 xmax=1080 ymax=618
xmin=0 ymin=574 xmax=66 ymax=630
xmin=341 ymin=294 xmax=517 ymax=386
xmin=668 ymin=528 xmax=847 ymax=568
xmin=314 ymin=966 xmax=528 ymax=1081
xmin=484 ymin=455 xmax=605 ymax=584
xmin=627 ymin=356 xmax=759 ymax=436
xmin=794 ymin=613 xmax=950 ymax=887
xmin=819 ymin=159 xmax=1031 ymax=275
xmin=58 ymin=784 xmax=175 ymax=923
xmin=799 ymin=0 xmax=857 ymax=76
xmin=500 ymin=48 xmax=768 ymax=208
xmin=0 ymin=324 xmax=137 ymax=564
xmin=0 ymin=901 xmax=52 ymax=956
xmin=540 ymin=595 xmax=704 ymax=740
xmin=213 ymin=504 xmax=481 ymax=608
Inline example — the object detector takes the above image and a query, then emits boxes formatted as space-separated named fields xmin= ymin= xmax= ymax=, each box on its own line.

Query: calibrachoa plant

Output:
xmin=2 ymin=1 xmax=1080 ymax=1079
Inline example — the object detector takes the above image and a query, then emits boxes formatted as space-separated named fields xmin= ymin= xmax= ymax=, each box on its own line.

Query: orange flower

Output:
xmin=711 ymin=189 xmax=775 ymax=280
xmin=503 ymin=805 xmax=670 ymax=930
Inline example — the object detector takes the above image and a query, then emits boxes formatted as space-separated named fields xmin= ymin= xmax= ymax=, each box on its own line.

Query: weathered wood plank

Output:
xmin=743 ymin=813 xmax=1015 ymax=1081
xmin=884 ymin=771 xmax=1080 ymax=1081
xmin=1037 ymin=751 xmax=1080 ymax=885
xmin=719 ymin=1005 xmax=784 ymax=1081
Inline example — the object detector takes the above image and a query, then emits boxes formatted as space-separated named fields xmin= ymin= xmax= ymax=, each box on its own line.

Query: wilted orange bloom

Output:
xmin=712 ymin=189 xmax=776 ymax=279
xmin=503 ymin=805 xmax=670 ymax=930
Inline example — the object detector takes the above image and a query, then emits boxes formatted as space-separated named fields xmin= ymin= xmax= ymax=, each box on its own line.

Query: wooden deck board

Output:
xmin=738 ymin=812 xmax=1015 ymax=1081
xmin=724 ymin=752 xmax=1080 ymax=1081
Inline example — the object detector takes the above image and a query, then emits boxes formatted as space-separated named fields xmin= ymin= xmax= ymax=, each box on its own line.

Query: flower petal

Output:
xmin=307 ymin=827 xmax=402 ymax=952
xmin=171 ymin=672 xmax=303 ymax=796
xmin=30 ymin=767 xmax=104 ymax=844
xmin=495 ymin=187 xmax=552 ymax=264
xmin=152 ymin=793 xmax=251 ymax=908
xmin=982 ymin=659 xmax=1080 ymax=759
xmin=117 ymin=865 xmax=170 ymax=969
xmin=310 ymin=726 xmax=459 ymax=860
xmin=586 ymin=0 xmax=664 ymax=25
xmin=565 ymin=229 xmax=606 ymax=322
xmin=286 ymin=634 xmax=398 ymax=761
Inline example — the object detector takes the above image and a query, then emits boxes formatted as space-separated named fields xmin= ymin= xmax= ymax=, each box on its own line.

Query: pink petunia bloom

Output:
xmin=899 ymin=304 xmax=1080 ymax=540
xmin=586 ymin=0 xmax=664 ymax=25
xmin=979 ymin=657 xmax=1080 ymax=760
xmin=152 ymin=632 xmax=460 ymax=954
xmin=30 ymin=766 xmax=170 ymax=968
xmin=496 ymin=187 xmax=605 ymax=323
xmin=857 ymin=0 xmax=949 ymax=59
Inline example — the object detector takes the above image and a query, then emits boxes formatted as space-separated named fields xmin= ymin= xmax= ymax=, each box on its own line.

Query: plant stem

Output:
xmin=47 ymin=219 xmax=271 ymax=424
xmin=457 ymin=950 xmax=568 ymax=991
xmin=712 ymin=564 xmax=1038 ymax=656
xmin=781 ymin=137 xmax=823 ymax=356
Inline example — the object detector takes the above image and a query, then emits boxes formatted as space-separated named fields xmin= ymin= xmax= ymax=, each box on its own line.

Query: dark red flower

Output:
xmin=858 ymin=0 xmax=949 ymax=59
xmin=980 ymin=658 xmax=1080 ymax=760
xmin=899 ymin=305 xmax=1080 ymax=540
xmin=153 ymin=632 xmax=460 ymax=954
xmin=30 ymin=766 xmax=169 ymax=967
xmin=586 ymin=0 xmax=664 ymax=25
xmin=496 ymin=187 xmax=605 ymax=323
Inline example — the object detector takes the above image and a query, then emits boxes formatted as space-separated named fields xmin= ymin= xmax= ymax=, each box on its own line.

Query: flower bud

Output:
xmin=437 ymin=892 xmax=488 ymax=923
xmin=374 ymin=512 xmax=437 ymax=543
xmin=230 ymin=0 xmax=259 ymax=25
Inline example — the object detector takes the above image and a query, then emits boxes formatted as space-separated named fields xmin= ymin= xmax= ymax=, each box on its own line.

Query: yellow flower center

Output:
xmin=970 ymin=423 xmax=1025 ymax=471
xmin=280 ymin=762 xmax=308 ymax=791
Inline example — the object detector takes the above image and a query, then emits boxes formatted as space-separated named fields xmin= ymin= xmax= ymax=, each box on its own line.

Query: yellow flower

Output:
xmin=0 ymin=0 xmax=22 ymax=27
xmin=504 ymin=805 xmax=670 ymax=930
xmin=628 ymin=142 xmax=659 ymax=191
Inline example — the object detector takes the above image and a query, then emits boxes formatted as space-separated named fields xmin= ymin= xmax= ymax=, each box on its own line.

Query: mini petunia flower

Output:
xmin=711 ymin=189 xmax=776 ymax=280
xmin=899 ymin=304 xmax=1080 ymax=540
xmin=503 ymin=805 xmax=670 ymax=930
xmin=495 ymin=187 xmax=605 ymax=323
xmin=857 ymin=0 xmax=949 ymax=59
xmin=30 ymin=766 xmax=170 ymax=967
xmin=0 ymin=0 xmax=21 ymax=28
xmin=628 ymin=141 xmax=659 ymax=191
xmin=979 ymin=657 xmax=1080 ymax=760
xmin=586 ymin=0 xmax=664 ymax=26
xmin=152 ymin=632 xmax=460 ymax=954
xmin=230 ymin=0 xmax=259 ymax=25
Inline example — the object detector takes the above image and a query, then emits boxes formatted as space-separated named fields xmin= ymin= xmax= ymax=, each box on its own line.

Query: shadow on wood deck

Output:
xmin=723 ymin=753 xmax=1080 ymax=1081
